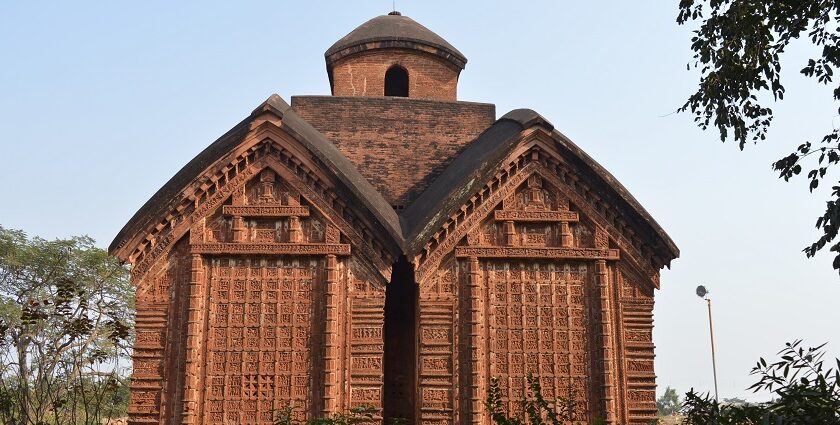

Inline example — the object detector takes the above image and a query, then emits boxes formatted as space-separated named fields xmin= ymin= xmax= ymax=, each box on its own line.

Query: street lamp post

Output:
xmin=696 ymin=285 xmax=719 ymax=404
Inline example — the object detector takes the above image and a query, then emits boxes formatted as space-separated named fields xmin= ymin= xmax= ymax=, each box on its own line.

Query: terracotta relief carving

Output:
xmin=484 ymin=262 xmax=593 ymax=418
xmin=202 ymin=257 xmax=321 ymax=423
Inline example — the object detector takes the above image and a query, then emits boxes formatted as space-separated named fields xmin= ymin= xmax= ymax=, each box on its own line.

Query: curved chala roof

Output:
xmin=111 ymin=94 xmax=678 ymax=286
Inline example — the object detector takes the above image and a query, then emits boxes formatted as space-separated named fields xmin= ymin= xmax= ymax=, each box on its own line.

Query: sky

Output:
xmin=1 ymin=1 xmax=838 ymax=403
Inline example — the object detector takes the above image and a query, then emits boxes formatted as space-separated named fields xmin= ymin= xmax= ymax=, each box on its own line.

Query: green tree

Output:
xmin=0 ymin=226 xmax=133 ymax=424
xmin=656 ymin=386 xmax=681 ymax=416
xmin=681 ymin=340 xmax=840 ymax=424
xmin=677 ymin=0 xmax=840 ymax=274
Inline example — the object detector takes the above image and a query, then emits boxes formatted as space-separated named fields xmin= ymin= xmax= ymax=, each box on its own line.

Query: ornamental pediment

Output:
xmin=110 ymin=95 xmax=678 ymax=284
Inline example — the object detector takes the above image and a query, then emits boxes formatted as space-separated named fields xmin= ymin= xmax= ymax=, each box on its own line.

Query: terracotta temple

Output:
xmin=110 ymin=12 xmax=679 ymax=425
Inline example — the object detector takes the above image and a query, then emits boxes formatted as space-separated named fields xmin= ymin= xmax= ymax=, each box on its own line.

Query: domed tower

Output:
xmin=325 ymin=12 xmax=466 ymax=100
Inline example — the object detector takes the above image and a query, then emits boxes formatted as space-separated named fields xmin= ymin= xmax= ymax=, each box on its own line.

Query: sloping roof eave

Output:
xmin=108 ymin=94 xmax=403 ymax=259
xmin=110 ymin=100 xmax=678 ymax=270
xmin=398 ymin=108 xmax=680 ymax=264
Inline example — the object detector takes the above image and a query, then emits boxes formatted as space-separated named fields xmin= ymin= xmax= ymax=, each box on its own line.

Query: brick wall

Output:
xmin=291 ymin=96 xmax=495 ymax=207
xmin=330 ymin=49 xmax=461 ymax=101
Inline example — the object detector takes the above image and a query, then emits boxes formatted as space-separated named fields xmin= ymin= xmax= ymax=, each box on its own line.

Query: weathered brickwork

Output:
xmin=292 ymin=96 xmax=495 ymax=207
xmin=113 ymin=12 xmax=676 ymax=425
xmin=331 ymin=49 xmax=460 ymax=100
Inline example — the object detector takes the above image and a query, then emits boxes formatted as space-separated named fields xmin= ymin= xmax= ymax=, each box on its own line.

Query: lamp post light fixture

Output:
xmin=696 ymin=285 xmax=719 ymax=404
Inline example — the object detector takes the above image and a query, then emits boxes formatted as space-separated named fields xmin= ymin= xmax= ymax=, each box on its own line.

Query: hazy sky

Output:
xmin=1 ymin=1 xmax=838 ymax=402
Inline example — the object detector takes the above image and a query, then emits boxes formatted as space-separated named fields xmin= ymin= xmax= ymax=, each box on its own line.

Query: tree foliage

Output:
xmin=657 ymin=386 xmax=682 ymax=416
xmin=0 ymin=226 xmax=133 ymax=424
xmin=682 ymin=340 xmax=840 ymax=424
xmin=677 ymin=0 xmax=840 ymax=274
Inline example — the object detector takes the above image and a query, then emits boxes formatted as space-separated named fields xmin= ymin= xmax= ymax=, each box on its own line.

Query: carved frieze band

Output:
xmin=493 ymin=210 xmax=579 ymax=222
xmin=221 ymin=205 xmax=310 ymax=217
xmin=454 ymin=246 xmax=619 ymax=260
xmin=191 ymin=242 xmax=351 ymax=256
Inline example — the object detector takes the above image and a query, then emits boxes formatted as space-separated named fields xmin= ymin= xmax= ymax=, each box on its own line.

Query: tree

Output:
xmin=681 ymin=340 xmax=840 ymax=424
xmin=656 ymin=386 xmax=681 ymax=416
xmin=0 ymin=226 xmax=133 ymax=424
xmin=677 ymin=0 xmax=840 ymax=274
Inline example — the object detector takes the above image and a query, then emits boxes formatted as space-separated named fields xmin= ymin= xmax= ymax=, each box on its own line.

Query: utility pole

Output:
xmin=696 ymin=285 xmax=720 ymax=404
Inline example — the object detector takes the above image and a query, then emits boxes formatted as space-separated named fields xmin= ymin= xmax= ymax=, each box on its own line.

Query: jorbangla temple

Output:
xmin=110 ymin=12 xmax=679 ymax=425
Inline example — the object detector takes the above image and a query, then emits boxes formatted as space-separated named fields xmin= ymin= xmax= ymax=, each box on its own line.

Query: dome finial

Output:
xmin=388 ymin=10 xmax=401 ymax=16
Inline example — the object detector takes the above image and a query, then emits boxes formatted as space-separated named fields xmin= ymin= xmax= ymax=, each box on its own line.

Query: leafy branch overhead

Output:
xmin=677 ymin=0 xmax=840 ymax=273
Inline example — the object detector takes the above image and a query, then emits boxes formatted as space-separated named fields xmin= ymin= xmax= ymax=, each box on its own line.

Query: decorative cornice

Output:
xmin=191 ymin=243 xmax=350 ymax=256
xmin=221 ymin=205 xmax=310 ymax=217
xmin=493 ymin=210 xmax=579 ymax=222
xmin=454 ymin=246 xmax=619 ymax=260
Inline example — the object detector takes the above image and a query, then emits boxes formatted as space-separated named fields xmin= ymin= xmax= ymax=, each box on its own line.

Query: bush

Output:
xmin=682 ymin=340 xmax=840 ymax=424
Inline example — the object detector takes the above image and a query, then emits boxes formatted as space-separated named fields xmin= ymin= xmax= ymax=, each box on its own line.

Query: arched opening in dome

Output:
xmin=384 ymin=65 xmax=409 ymax=97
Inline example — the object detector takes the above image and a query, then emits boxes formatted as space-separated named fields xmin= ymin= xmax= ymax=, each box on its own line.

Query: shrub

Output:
xmin=682 ymin=340 xmax=840 ymax=424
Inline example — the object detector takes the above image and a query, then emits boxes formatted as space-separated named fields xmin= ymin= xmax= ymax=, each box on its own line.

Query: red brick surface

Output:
xmin=291 ymin=95 xmax=495 ymax=207
xmin=330 ymin=49 xmax=460 ymax=101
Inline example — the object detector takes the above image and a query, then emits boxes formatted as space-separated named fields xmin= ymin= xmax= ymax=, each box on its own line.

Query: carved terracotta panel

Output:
xmin=483 ymin=261 xmax=593 ymax=420
xmin=202 ymin=257 xmax=321 ymax=423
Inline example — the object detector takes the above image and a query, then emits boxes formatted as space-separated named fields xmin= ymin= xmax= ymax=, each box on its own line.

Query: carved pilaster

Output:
xmin=560 ymin=221 xmax=573 ymax=247
xmin=466 ymin=256 xmax=486 ymax=424
xmin=322 ymin=254 xmax=340 ymax=416
xmin=503 ymin=221 xmax=516 ymax=246
xmin=259 ymin=168 xmax=276 ymax=203
xmin=596 ymin=260 xmax=617 ymax=423
xmin=181 ymin=254 xmax=207 ymax=425
xmin=289 ymin=215 xmax=303 ymax=243
xmin=231 ymin=216 xmax=245 ymax=242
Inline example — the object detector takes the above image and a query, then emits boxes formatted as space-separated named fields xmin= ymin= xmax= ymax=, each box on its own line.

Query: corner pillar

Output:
xmin=181 ymin=253 xmax=207 ymax=425
xmin=322 ymin=254 xmax=340 ymax=416
xmin=467 ymin=256 xmax=486 ymax=424
xmin=596 ymin=259 xmax=617 ymax=423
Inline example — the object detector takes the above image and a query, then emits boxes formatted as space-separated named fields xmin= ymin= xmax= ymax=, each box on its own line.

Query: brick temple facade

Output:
xmin=110 ymin=12 xmax=678 ymax=425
